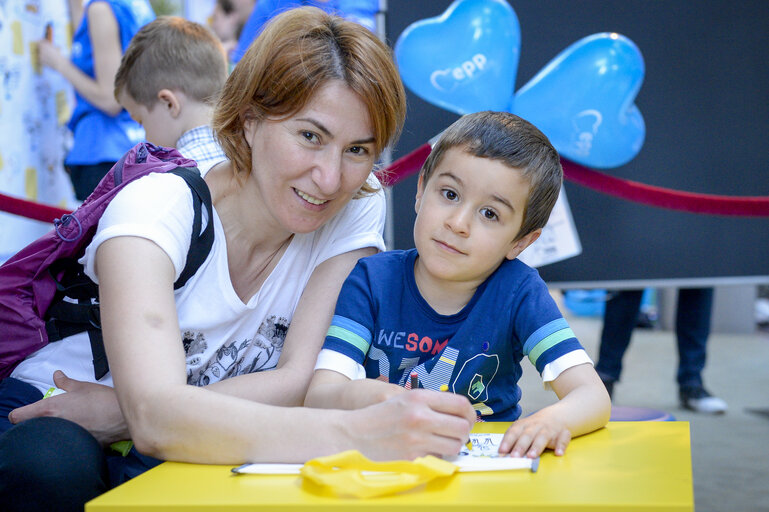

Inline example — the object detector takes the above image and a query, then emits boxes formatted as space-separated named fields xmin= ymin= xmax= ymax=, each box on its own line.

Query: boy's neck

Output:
xmin=412 ymin=255 xmax=487 ymax=316
xmin=176 ymin=102 xmax=215 ymax=143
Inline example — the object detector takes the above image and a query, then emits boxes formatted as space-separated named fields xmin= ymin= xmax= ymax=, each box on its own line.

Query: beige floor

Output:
xmin=517 ymin=302 xmax=769 ymax=512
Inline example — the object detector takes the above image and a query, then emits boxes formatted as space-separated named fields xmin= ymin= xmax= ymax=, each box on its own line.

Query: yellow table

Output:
xmin=87 ymin=421 xmax=693 ymax=511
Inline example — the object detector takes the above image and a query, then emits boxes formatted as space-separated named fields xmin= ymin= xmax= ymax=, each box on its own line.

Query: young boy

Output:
xmin=305 ymin=111 xmax=611 ymax=458
xmin=114 ymin=17 xmax=227 ymax=175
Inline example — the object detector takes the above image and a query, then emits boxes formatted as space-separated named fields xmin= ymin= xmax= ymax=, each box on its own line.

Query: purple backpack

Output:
xmin=0 ymin=143 xmax=213 ymax=380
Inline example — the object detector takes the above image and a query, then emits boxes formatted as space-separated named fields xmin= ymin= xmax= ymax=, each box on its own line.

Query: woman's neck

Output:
xmin=205 ymin=162 xmax=294 ymax=302
xmin=207 ymin=161 xmax=293 ymax=253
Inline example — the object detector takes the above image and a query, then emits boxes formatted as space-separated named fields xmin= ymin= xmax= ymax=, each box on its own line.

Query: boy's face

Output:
xmin=119 ymin=91 xmax=181 ymax=148
xmin=413 ymin=148 xmax=539 ymax=285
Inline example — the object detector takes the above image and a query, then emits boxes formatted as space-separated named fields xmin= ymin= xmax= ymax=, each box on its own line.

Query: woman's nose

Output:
xmin=312 ymin=151 xmax=343 ymax=196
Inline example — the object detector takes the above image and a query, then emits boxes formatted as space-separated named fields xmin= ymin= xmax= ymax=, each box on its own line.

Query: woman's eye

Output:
xmin=302 ymin=131 xmax=319 ymax=143
xmin=348 ymin=145 xmax=369 ymax=156
xmin=481 ymin=208 xmax=498 ymax=221
xmin=441 ymin=189 xmax=458 ymax=201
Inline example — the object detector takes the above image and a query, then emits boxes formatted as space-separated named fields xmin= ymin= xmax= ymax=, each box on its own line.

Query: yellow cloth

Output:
xmin=300 ymin=450 xmax=458 ymax=498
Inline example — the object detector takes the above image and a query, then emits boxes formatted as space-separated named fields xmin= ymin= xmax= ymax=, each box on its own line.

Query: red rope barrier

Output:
xmin=0 ymin=192 xmax=70 ymax=223
xmin=375 ymin=143 xmax=432 ymax=186
xmin=561 ymin=159 xmax=769 ymax=217
xmin=376 ymin=143 xmax=769 ymax=217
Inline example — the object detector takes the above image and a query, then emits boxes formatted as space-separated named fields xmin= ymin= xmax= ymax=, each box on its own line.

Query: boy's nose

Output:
xmin=445 ymin=207 xmax=471 ymax=236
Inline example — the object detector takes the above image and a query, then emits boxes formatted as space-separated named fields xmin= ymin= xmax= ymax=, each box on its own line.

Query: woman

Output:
xmin=0 ymin=7 xmax=475 ymax=511
xmin=38 ymin=0 xmax=154 ymax=200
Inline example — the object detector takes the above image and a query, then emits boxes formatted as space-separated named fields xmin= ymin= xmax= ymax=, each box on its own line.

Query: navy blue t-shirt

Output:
xmin=323 ymin=249 xmax=585 ymax=421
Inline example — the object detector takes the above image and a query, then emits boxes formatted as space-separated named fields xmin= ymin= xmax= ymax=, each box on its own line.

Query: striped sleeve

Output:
xmin=522 ymin=318 xmax=583 ymax=374
xmin=323 ymin=315 xmax=372 ymax=364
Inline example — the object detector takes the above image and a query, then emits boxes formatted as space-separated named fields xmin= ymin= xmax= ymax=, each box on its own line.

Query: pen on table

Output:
xmin=440 ymin=384 xmax=473 ymax=451
xmin=410 ymin=371 xmax=419 ymax=389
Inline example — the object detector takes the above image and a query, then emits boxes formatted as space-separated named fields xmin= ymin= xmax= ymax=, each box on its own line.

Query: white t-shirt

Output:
xmin=12 ymin=172 xmax=386 ymax=393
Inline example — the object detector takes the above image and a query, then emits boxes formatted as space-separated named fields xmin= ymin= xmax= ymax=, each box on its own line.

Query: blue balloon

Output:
xmin=513 ymin=33 xmax=646 ymax=168
xmin=394 ymin=0 xmax=520 ymax=115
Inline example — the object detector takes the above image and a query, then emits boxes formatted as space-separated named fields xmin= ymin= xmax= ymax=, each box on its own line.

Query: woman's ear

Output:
xmin=242 ymin=112 xmax=257 ymax=149
xmin=506 ymin=229 xmax=541 ymax=261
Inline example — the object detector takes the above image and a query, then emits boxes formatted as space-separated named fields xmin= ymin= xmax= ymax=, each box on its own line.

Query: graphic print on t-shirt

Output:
xmin=185 ymin=315 xmax=289 ymax=386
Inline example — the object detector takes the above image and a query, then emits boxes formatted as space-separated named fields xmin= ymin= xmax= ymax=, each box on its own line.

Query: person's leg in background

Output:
xmin=595 ymin=289 xmax=645 ymax=399
xmin=67 ymin=162 xmax=115 ymax=201
xmin=676 ymin=287 xmax=727 ymax=413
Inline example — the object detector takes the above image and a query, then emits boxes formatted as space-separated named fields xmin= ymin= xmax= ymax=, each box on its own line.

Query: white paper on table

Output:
xmin=443 ymin=433 xmax=539 ymax=472
xmin=232 ymin=434 xmax=538 ymax=475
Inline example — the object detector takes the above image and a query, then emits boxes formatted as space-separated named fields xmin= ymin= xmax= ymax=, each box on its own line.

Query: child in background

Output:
xmin=209 ymin=0 xmax=256 ymax=62
xmin=37 ymin=0 xmax=155 ymax=200
xmin=114 ymin=17 xmax=228 ymax=175
xmin=305 ymin=111 xmax=611 ymax=459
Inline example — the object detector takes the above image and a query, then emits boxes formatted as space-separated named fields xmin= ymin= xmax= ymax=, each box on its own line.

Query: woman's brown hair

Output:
xmin=212 ymin=6 xmax=406 ymax=193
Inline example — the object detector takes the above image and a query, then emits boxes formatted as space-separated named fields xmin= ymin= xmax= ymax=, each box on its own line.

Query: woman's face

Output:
xmin=243 ymin=81 xmax=376 ymax=234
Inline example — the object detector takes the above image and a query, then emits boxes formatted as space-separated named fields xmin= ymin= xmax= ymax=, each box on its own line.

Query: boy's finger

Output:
xmin=526 ymin=432 xmax=551 ymax=458
xmin=510 ymin=428 xmax=537 ymax=458
xmin=553 ymin=429 xmax=572 ymax=456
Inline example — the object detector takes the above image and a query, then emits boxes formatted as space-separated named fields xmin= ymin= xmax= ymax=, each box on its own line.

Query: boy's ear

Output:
xmin=414 ymin=173 xmax=425 ymax=214
xmin=157 ymin=89 xmax=182 ymax=118
xmin=506 ymin=229 xmax=541 ymax=261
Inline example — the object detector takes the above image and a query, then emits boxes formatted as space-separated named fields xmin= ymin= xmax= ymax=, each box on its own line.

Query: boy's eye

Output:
xmin=481 ymin=208 xmax=498 ymax=221
xmin=441 ymin=189 xmax=458 ymax=201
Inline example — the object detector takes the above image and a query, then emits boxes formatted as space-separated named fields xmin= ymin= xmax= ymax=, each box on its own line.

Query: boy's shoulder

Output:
xmin=484 ymin=257 xmax=547 ymax=297
xmin=496 ymin=257 xmax=540 ymax=280
xmin=359 ymin=248 xmax=415 ymax=267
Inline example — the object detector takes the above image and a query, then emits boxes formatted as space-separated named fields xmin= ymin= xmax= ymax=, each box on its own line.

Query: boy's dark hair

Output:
xmin=114 ymin=17 xmax=227 ymax=107
xmin=420 ymin=111 xmax=562 ymax=241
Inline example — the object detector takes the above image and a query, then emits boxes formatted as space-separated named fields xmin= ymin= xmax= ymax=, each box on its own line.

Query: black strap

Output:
xmin=44 ymin=166 xmax=214 ymax=380
xmin=169 ymin=167 xmax=214 ymax=289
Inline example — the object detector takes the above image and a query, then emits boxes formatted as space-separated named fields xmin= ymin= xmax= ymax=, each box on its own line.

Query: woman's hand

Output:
xmin=9 ymin=370 xmax=129 ymax=446
xmin=344 ymin=389 xmax=477 ymax=461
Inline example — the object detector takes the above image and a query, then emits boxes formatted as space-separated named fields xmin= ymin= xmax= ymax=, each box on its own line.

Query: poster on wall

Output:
xmin=0 ymin=0 xmax=77 ymax=263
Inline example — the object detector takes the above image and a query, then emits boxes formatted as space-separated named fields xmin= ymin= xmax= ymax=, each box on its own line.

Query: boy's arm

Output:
xmin=305 ymin=369 xmax=405 ymax=410
xmin=498 ymin=363 xmax=611 ymax=458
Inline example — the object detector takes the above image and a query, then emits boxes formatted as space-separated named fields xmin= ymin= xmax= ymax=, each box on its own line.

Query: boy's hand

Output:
xmin=497 ymin=412 xmax=572 ymax=458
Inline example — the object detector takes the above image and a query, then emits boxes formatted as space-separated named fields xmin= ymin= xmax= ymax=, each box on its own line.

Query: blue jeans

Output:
xmin=595 ymin=288 xmax=713 ymax=389
xmin=0 ymin=378 xmax=162 ymax=512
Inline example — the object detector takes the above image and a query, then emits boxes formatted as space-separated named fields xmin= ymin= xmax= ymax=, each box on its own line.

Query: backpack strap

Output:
xmin=169 ymin=167 xmax=214 ymax=289
xmin=44 ymin=167 xmax=214 ymax=380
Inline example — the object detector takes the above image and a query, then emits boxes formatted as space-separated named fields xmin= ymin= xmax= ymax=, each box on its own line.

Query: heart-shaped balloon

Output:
xmin=514 ymin=33 xmax=646 ymax=169
xmin=394 ymin=0 xmax=520 ymax=115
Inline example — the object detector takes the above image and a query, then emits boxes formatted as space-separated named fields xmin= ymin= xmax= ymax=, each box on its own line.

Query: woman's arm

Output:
xmin=205 ymin=246 xmax=378 ymax=406
xmin=8 ymin=245 xmax=379 ymax=442
xmin=38 ymin=1 xmax=123 ymax=115
xmin=96 ymin=235 xmax=474 ymax=462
